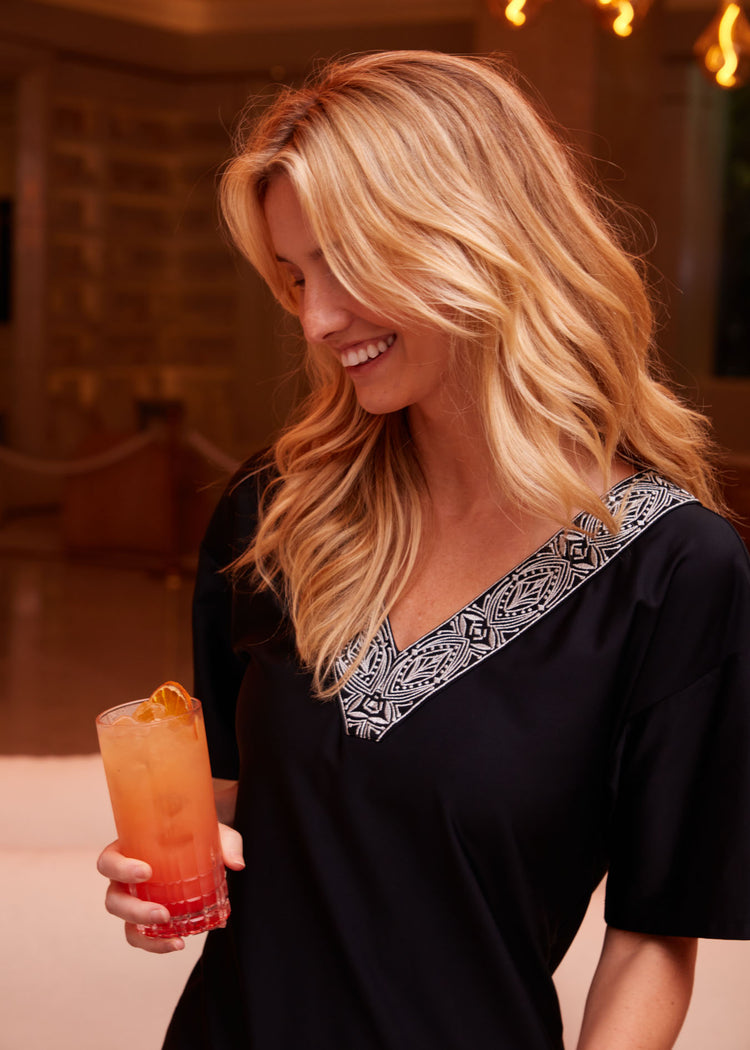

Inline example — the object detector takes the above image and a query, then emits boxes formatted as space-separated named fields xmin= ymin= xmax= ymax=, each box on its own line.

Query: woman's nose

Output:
xmin=299 ymin=280 xmax=353 ymax=344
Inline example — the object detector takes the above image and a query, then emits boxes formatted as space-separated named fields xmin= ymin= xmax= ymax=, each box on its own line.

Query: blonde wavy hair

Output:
xmin=220 ymin=49 xmax=722 ymax=696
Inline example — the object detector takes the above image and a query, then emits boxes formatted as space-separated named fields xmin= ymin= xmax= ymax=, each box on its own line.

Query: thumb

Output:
xmin=219 ymin=822 xmax=245 ymax=870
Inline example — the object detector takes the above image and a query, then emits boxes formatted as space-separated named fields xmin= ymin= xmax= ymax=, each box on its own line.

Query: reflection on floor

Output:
xmin=0 ymin=511 xmax=194 ymax=755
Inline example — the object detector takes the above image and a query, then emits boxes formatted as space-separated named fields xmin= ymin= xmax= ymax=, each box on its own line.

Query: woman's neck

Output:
xmin=407 ymin=401 xmax=502 ymax=515
xmin=406 ymin=400 xmax=627 ymax=521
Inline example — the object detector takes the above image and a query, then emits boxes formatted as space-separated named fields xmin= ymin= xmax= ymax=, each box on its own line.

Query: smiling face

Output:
xmin=263 ymin=175 xmax=455 ymax=420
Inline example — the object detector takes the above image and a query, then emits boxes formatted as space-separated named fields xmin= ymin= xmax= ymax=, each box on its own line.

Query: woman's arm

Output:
xmin=576 ymin=927 xmax=698 ymax=1050
xmin=213 ymin=778 xmax=239 ymax=825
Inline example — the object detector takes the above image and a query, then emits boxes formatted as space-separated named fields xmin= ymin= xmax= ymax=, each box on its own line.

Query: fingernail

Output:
xmin=150 ymin=908 xmax=169 ymax=924
xmin=134 ymin=865 xmax=150 ymax=881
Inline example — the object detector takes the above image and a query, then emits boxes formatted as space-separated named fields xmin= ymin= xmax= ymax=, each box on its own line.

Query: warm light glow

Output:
xmin=588 ymin=0 xmax=651 ymax=37
xmin=612 ymin=0 xmax=635 ymax=35
xmin=505 ymin=0 xmax=527 ymax=26
xmin=486 ymin=0 xmax=750 ymax=87
xmin=715 ymin=2 xmax=740 ymax=85
xmin=695 ymin=0 xmax=750 ymax=88
xmin=486 ymin=0 xmax=550 ymax=28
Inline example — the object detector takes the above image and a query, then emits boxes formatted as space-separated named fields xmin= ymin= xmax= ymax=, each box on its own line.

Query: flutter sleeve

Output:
xmin=605 ymin=508 xmax=750 ymax=939
xmin=192 ymin=455 xmax=280 ymax=780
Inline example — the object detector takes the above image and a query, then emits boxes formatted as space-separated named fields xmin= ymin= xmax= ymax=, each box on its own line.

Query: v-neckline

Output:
xmin=335 ymin=470 xmax=697 ymax=741
xmin=384 ymin=471 xmax=638 ymax=657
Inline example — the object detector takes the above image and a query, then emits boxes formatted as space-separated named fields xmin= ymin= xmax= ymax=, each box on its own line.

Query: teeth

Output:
xmin=342 ymin=334 xmax=396 ymax=369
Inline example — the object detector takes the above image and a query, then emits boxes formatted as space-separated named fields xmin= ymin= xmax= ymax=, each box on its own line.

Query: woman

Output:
xmin=98 ymin=51 xmax=750 ymax=1049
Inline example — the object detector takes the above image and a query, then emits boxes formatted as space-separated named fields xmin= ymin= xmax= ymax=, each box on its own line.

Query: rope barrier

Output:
xmin=0 ymin=431 xmax=156 ymax=476
xmin=0 ymin=429 xmax=240 ymax=477
xmin=184 ymin=430 xmax=241 ymax=474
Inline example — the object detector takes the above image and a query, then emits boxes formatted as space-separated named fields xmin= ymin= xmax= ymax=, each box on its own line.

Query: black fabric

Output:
xmin=165 ymin=472 xmax=750 ymax=1050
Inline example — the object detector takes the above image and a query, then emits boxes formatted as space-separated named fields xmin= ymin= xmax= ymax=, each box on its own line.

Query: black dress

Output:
xmin=164 ymin=469 xmax=750 ymax=1050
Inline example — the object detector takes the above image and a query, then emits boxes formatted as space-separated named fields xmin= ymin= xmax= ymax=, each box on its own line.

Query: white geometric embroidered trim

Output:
xmin=335 ymin=471 xmax=697 ymax=742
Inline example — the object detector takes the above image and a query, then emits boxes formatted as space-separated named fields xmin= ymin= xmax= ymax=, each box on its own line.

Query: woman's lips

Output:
xmin=341 ymin=333 xmax=396 ymax=369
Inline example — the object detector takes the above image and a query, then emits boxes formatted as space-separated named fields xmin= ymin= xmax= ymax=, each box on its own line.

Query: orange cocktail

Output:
xmin=96 ymin=688 xmax=230 ymax=938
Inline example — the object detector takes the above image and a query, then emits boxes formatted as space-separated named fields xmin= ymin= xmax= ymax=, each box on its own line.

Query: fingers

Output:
xmin=97 ymin=840 xmax=151 ymax=884
xmin=99 ymin=829 xmax=245 ymax=877
xmin=104 ymin=882 xmax=185 ymax=953
xmin=103 ymin=878 xmax=165 ymax=924
xmin=219 ymin=823 xmax=245 ymax=871
xmin=125 ymin=924 xmax=185 ymax=954
xmin=98 ymin=829 xmax=243 ymax=954
xmin=98 ymin=840 xmax=185 ymax=952
xmin=101 ymin=881 xmax=185 ymax=952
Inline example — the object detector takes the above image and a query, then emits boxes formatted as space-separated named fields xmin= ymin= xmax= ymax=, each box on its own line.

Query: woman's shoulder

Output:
xmin=615 ymin=469 xmax=748 ymax=566
xmin=201 ymin=448 xmax=277 ymax=564
xmin=612 ymin=475 xmax=750 ymax=647
xmin=627 ymin=489 xmax=750 ymax=661
xmin=640 ymin=494 xmax=749 ymax=576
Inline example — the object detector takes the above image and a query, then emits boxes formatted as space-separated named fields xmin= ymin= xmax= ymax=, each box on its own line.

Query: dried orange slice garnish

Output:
xmin=133 ymin=680 xmax=193 ymax=722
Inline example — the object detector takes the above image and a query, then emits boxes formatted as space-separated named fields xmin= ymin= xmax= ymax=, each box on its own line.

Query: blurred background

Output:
xmin=0 ymin=0 xmax=748 ymax=1047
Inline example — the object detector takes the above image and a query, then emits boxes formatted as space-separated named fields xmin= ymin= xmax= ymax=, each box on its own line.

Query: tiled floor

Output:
xmin=0 ymin=511 xmax=194 ymax=755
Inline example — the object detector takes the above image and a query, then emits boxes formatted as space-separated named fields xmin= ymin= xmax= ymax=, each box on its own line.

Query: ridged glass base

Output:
xmin=137 ymin=897 xmax=230 ymax=938
xmin=133 ymin=869 xmax=230 ymax=938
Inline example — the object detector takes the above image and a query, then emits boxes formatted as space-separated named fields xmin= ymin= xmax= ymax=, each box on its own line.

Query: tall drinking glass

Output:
xmin=96 ymin=697 xmax=230 ymax=938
